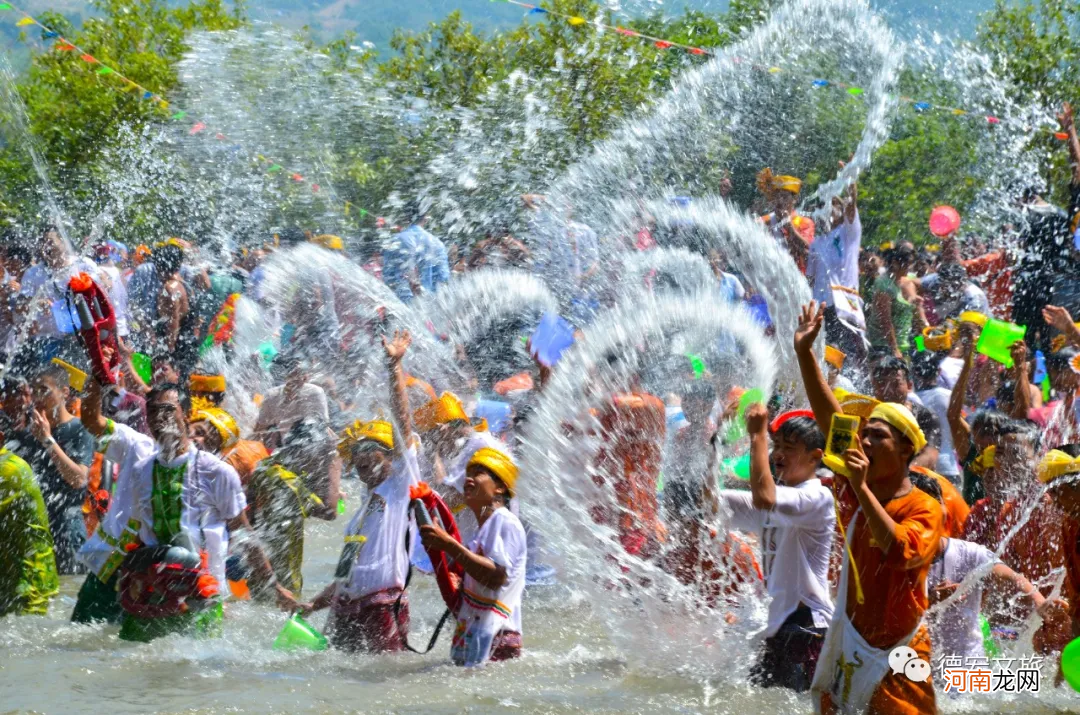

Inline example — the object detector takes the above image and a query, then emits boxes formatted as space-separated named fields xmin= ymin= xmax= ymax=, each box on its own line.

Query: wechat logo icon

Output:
xmin=889 ymin=646 xmax=931 ymax=683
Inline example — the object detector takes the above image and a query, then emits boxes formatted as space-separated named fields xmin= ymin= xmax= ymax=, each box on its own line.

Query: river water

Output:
xmin=0 ymin=488 xmax=1070 ymax=713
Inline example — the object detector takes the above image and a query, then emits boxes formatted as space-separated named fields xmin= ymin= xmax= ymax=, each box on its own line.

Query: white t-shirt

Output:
xmin=452 ymin=506 xmax=527 ymax=666
xmin=938 ymin=356 xmax=964 ymax=390
xmin=256 ymin=382 xmax=330 ymax=445
xmin=807 ymin=210 xmax=862 ymax=307
xmin=721 ymin=478 xmax=836 ymax=636
xmin=78 ymin=422 xmax=247 ymax=586
xmin=927 ymin=538 xmax=998 ymax=659
xmin=917 ymin=386 xmax=959 ymax=477
xmin=341 ymin=445 xmax=420 ymax=598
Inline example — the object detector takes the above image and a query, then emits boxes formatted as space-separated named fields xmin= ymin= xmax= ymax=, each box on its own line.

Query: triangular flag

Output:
xmin=847 ymin=87 xmax=863 ymax=96
xmin=913 ymin=101 xmax=931 ymax=111
xmin=985 ymin=115 xmax=1001 ymax=124
xmin=189 ymin=122 xmax=206 ymax=135
xmin=96 ymin=66 xmax=113 ymax=75
xmin=42 ymin=31 xmax=57 ymax=38
xmin=655 ymin=40 xmax=672 ymax=49
xmin=171 ymin=111 xmax=187 ymax=120
xmin=768 ymin=66 xmax=781 ymax=73
xmin=80 ymin=54 xmax=95 ymax=62
xmin=567 ymin=16 xmax=586 ymax=25
xmin=267 ymin=164 xmax=283 ymax=173
xmin=1056 ymin=131 xmax=1070 ymax=141
xmin=311 ymin=184 xmax=320 ymax=193
xmin=215 ymin=132 xmax=225 ymax=140
xmin=291 ymin=173 xmax=303 ymax=181
xmin=16 ymin=17 xmax=35 ymax=27
xmin=123 ymin=80 xmax=140 ymax=92
xmin=142 ymin=91 xmax=152 ymax=99
xmin=614 ymin=27 xmax=636 ymax=36
xmin=157 ymin=99 xmax=168 ymax=111
xmin=359 ymin=208 xmax=368 ymax=218
xmin=689 ymin=47 xmax=708 ymax=55
xmin=0 ymin=4 xmax=13 ymax=10
xmin=344 ymin=202 xmax=351 ymax=216
xmin=812 ymin=79 xmax=829 ymax=88
xmin=528 ymin=7 xmax=547 ymax=14
xmin=951 ymin=108 xmax=965 ymax=115
xmin=55 ymin=42 xmax=75 ymax=51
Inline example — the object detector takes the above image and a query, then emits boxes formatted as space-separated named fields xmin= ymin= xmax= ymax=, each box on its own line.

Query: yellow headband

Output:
xmin=338 ymin=419 xmax=393 ymax=462
xmin=190 ymin=407 xmax=239 ymax=450
xmin=1038 ymin=449 xmax=1080 ymax=484
xmin=312 ymin=234 xmax=344 ymax=251
xmin=413 ymin=392 xmax=469 ymax=432
xmin=756 ymin=167 xmax=802 ymax=195
xmin=189 ymin=374 xmax=226 ymax=394
xmin=834 ymin=388 xmax=881 ymax=419
xmin=468 ymin=447 xmax=519 ymax=497
xmin=869 ymin=402 xmax=927 ymax=454
xmin=825 ymin=346 xmax=846 ymax=370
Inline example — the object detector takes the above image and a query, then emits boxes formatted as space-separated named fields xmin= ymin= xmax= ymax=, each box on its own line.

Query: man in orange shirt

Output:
xmin=796 ymin=302 xmax=943 ymax=715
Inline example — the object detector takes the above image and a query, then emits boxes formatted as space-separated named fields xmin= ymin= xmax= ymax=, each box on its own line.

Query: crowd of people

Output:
xmin=1 ymin=100 xmax=1080 ymax=711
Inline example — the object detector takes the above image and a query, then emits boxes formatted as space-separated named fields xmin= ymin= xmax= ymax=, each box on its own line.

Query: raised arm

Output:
xmin=1010 ymin=341 xmax=1034 ymax=420
xmin=745 ymin=403 xmax=776 ymax=510
xmin=795 ymin=301 xmax=841 ymax=436
xmin=948 ymin=330 xmax=977 ymax=462
xmin=382 ymin=330 xmax=414 ymax=457
xmin=1044 ymin=305 xmax=1080 ymax=348
xmin=81 ymin=377 xmax=110 ymax=438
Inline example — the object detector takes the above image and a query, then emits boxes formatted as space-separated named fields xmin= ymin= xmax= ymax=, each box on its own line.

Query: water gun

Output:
xmin=410 ymin=482 xmax=464 ymax=613
xmin=69 ymin=272 xmax=120 ymax=385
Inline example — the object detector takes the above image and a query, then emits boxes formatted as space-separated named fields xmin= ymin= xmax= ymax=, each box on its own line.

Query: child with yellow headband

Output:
xmin=796 ymin=302 xmax=943 ymax=715
xmin=300 ymin=331 xmax=422 ymax=654
xmin=1040 ymin=443 xmax=1080 ymax=684
xmin=420 ymin=445 xmax=527 ymax=666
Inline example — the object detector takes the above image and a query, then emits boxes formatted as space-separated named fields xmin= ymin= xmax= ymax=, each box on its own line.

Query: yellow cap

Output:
xmin=468 ymin=447 xmax=519 ymax=497
xmin=51 ymin=358 xmax=88 ymax=392
xmin=825 ymin=346 xmax=846 ymax=370
xmin=833 ymin=388 xmax=880 ymax=419
xmin=869 ymin=402 xmax=927 ymax=454
xmin=189 ymin=373 xmax=226 ymax=394
xmin=338 ymin=419 xmax=393 ymax=461
xmin=958 ymin=311 xmax=988 ymax=327
xmin=312 ymin=234 xmax=344 ymax=251
xmin=190 ymin=407 xmax=240 ymax=450
xmin=1038 ymin=449 xmax=1080 ymax=484
xmin=413 ymin=392 xmax=469 ymax=432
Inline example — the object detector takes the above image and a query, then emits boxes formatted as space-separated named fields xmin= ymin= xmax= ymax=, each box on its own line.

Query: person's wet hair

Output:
xmin=910 ymin=470 xmax=943 ymax=504
xmin=910 ymin=351 xmax=941 ymax=388
xmin=774 ymin=416 xmax=825 ymax=452
xmin=153 ymin=244 xmax=184 ymax=276
xmin=1047 ymin=346 xmax=1079 ymax=374
xmin=970 ymin=409 xmax=1010 ymax=437
xmin=999 ymin=418 xmax=1041 ymax=453
xmin=147 ymin=383 xmax=190 ymax=414
xmin=34 ymin=364 xmax=70 ymax=391
xmin=1052 ymin=443 xmax=1080 ymax=458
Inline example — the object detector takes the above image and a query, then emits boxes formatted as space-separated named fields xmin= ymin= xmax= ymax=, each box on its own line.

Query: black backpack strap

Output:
xmin=393 ymin=522 xmax=453 ymax=654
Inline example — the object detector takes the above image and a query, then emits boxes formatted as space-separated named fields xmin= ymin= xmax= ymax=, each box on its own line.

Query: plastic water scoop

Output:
xmin=131 ymin=352 xmax=152 ymax=385
xmin=529 ymin=312 xmax=575 ymax=367
xmin=975 ymin=318 xmax=1026 ymax=368
xmin=929 ymin=205 xmax=961 ymax=237
xmin=273 ymin=614 xmax=328 ymax=652
xmin=720 ymin=453 xmax=751 ymax=480
xmin=1061 ymin=637 xmax=1080 ymax=691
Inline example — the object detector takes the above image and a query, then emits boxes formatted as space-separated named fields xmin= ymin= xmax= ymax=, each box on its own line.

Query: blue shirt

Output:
xmin=382 ymin=225 xmax=449 ymax=303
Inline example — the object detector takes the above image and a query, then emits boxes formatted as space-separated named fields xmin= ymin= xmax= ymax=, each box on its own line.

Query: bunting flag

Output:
xmin=15 ymin=15 xmax=33 ymax=26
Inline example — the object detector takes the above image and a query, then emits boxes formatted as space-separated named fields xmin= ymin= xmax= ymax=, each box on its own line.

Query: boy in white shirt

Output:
xmin=420 ymin=446 xmax=527 ymax=666
xmin=302 ymin=331 xmax=421 ymax=653
xmin=718 ymin=404 xmax=835 ymax=692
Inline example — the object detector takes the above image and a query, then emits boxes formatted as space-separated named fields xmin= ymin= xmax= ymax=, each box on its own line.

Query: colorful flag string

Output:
xmin=0 ymin=1 xmax=376 ymax=222
xmin=494 ymin=0 xmax=1068 ymax=138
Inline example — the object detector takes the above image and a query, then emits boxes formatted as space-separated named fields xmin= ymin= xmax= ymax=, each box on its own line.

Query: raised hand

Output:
xmin=382 ymin=329 xmax=412 ymax=362
xmin=1043 ymin=304 xmax=1075 ymax=334
xmin=1009 ymin=340 xmax=1028 ymax=374
xmin=794 ymin=301 xmax=825 ymax=356
xmin=744 ymin=402 xmax=769 ymax=435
